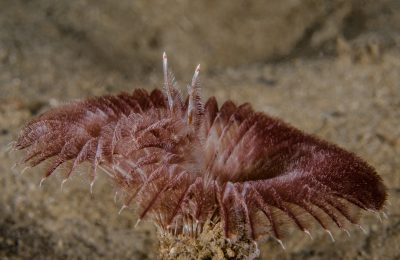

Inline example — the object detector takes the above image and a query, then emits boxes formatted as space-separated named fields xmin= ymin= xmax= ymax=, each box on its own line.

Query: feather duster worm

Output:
xmin=14 ymin=53 xmax=387 ymax=259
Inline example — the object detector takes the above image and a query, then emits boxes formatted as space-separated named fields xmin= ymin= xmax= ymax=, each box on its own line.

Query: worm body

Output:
xmin=15 ymin=54 xmax=387 ymax=245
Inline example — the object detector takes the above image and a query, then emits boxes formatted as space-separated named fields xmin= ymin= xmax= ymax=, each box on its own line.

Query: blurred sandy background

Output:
xmin=0 ymin=0 xmax=399 ymax=259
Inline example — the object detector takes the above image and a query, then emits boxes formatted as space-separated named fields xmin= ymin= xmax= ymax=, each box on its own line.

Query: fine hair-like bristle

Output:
xmin=14 ymin=54 xmax=387 ymax=243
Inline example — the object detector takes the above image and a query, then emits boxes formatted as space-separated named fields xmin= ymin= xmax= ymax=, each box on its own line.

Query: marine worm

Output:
xmin=14 ymin=53 xmax=387 ymax=259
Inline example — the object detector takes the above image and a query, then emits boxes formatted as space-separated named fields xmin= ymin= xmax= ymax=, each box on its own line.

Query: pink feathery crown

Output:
xmin=15 ymin=53 xmax=387 ymax=245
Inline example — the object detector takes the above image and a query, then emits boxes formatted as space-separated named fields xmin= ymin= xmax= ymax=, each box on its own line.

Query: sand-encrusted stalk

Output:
xmin=158 ymin=220 xmax=259 ymax=260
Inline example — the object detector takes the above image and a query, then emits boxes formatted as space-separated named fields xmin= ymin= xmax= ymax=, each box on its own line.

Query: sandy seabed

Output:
xmin=0 ymin=1 xmax=399 ymax=259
